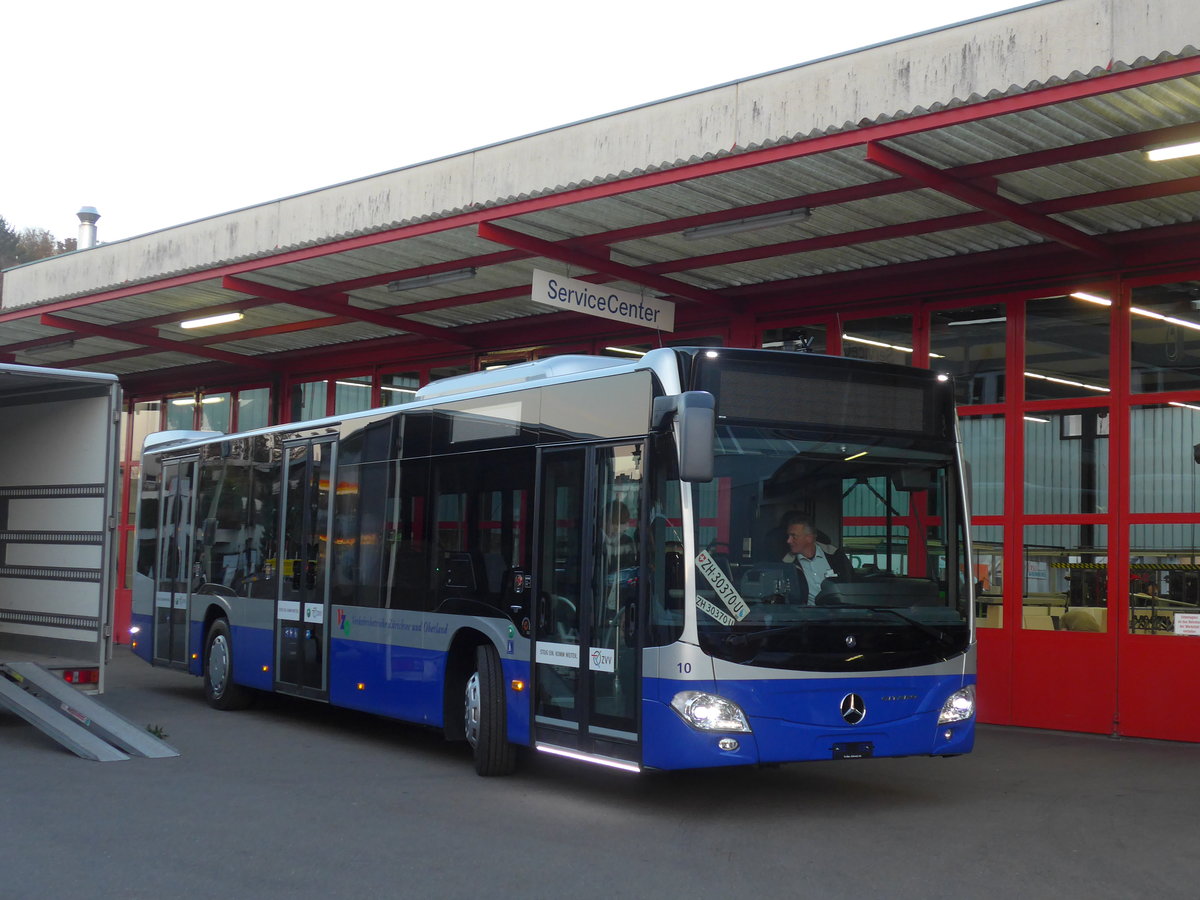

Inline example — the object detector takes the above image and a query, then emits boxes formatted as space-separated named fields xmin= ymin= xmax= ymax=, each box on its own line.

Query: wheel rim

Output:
xmin=208 ymin=633 xmax=230 ymax=698
xmin=464 ymin=670 xmax=481 ymax=749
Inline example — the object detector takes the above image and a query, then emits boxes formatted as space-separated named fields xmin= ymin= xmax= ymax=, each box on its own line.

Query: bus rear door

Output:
xmin=274 ymin=438 xmax=335 ymax=699
xmin=154 ymin=456 xmax=197 ymax=668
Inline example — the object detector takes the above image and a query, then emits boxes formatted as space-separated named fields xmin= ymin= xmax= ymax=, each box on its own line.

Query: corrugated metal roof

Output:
xmin=5 ymin=45 xmax=1200 ymax=386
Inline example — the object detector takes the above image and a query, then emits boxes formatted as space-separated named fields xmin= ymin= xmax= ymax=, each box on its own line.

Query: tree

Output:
xmin=0 ymin=216 xmax=18 ymax=270
xmin=0 ymin=217 xmax=77 ymax=270
xmin=16 ymin=227 xmax=56 ymax=262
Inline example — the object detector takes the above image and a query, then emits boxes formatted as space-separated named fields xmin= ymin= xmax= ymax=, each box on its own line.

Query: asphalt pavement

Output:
xmin=1 ymin=648 xmax=1196 ymax=900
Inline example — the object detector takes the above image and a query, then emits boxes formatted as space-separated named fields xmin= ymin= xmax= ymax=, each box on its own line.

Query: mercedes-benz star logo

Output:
xmin=840 ymin=692 xmax=866 ymax=725
xmin=845 ymin=634 xmax=857 ymax=649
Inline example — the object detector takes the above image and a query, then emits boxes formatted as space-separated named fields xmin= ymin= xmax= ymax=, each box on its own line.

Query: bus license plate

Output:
xmin=831 ymin=742 xmax=874 ymax=760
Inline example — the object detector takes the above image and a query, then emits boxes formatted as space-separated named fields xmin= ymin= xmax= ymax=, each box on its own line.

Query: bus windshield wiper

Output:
xmin=820 ymin=604 xmax=954 ymax=648
xmin=722 ymin=623 xmax=806 ymax=647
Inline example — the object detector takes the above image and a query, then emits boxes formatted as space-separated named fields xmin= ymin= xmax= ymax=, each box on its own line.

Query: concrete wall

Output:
xmin=5 ymin=0 xmax=1198 ymax=307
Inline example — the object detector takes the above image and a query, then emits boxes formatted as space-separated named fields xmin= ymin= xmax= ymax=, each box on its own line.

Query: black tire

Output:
xmin=203 ymin=619 xmax=253 ymax=710
xmin=464 ymin=644 xmax=517 ymax=776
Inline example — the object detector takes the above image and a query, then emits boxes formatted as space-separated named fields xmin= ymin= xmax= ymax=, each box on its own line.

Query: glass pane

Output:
xmin=1130 ymin=525 xmax=1200 ymax=635
xmin=960 ymin=415 xmax=1004 ymax=516
xmin=129 ymin=401 xmax=161 ymax=456
xmin=430 ymin=363 xmax=470 ymax=382
xmin=591 ymin=445 xmax=641 ymax=737
xmin=930 ymin=305 xmax=1007 ymax=404
xmin=200 ymin=393 xmax=231 ymax=432
xmin=1022 ymin=525 xmax=1108 ymax=632
xmin=690 ymin=425 xmax=971 ymax=672
xmin=761 ymin=324 xmax=827 ymax=354
xmin=1130 ymin=404 xmax=1200 ymax=514
xmin=380 ymin=371 xmax=419 ymax=406
xmin=1024 ymin=409 xmax=1109 ymax=515
xmin=842 ymin=314 xmax=914 ymax=366
xmin=1025 ymin=295 xmax=1110 ymax=399
xmin=334 ymin=376 xmax=372 ymax=414
xmin=166 ymin=396 xmax=194 ymax=430
xmin=1130 ymin=280 xmax=1200 ymax=393
xmin=290 ymin=380 xmax=326 ymax=422
xmin=972 ymin=525 xmax=1004 ymax=628
xmin=237 ymin=388 xmax=271 ymax=431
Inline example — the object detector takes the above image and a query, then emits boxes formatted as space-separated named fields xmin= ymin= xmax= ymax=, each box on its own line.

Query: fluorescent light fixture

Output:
xmin=1071 ymin=292 xmax=1111 ymax=306
xmin=22 ymin=339 xmax=76 ymax=357
xmin=1024 ymin=415 xmax=1051 ymax=423
xmin=682 ymin=208 xmax=811 ymax=240
xmin=1024 ymin=370 xmax=1110 ymax=393
xmin=180 ymin=312 xmax=244 ymax=329
xmin=1144 ymin=141 xmax=1200 ymax=162
xmin=335 ymin=380 xmax=371 ymax=389
xmin=1139 ymin=309 xmax=1200 ymax=332
xmin=1169 ymin=401 xmax=1200 ymax=412
xmin=843 ymin=334 xmax=944 ymax=359
xmin=844 ymin=451 xmax=868 ymax=461
xmin=947 ymin=316 xmax=1006 ymax=327
xmin=605 ymin=346 xmax=645 ymax=357
xmin=1069 ymin=292 xmax=1200 ymax=331
xmin=171 ymin=396 xmax=225 ymax=406
xmin=387 ymin=267 xmax=476 ymax=292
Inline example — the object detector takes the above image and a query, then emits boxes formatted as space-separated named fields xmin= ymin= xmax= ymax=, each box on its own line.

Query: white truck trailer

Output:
xmin=0 ymin=363 xmax=121 ymax=692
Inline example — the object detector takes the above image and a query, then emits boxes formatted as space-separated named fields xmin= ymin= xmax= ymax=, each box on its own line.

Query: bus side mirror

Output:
xmin=653 ymin=391 xmax=715 ymax=483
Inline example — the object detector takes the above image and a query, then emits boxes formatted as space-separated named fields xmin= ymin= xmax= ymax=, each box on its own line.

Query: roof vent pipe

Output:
xmin=76 ymin=206 xmax=100 ymax=249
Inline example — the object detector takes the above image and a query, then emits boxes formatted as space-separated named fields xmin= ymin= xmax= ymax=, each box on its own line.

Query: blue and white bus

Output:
xmin=132 ymin=347 xmax=976 ymax=774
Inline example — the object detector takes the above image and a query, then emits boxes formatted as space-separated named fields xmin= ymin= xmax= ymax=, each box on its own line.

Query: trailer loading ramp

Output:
xmin=0 ymin=661 xmax=178 ymax=761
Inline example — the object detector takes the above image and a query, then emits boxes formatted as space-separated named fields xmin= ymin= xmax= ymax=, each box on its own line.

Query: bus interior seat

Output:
xmin=441 ymin=551 xmax=478 ymax=593
xmin=482 ymin=552 xmax=505 ymax=595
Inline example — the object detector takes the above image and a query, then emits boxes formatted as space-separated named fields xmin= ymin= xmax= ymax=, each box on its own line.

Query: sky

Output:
xmin=3 ymin=0 xmax=1030 ymax=245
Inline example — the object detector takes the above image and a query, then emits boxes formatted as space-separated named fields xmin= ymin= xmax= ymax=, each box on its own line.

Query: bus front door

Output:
xmin=154 ymin=457 xmax=197 ymax=668
xmin=534 ymin=444 xmax=642 ymax=768
xmin=273 ymin=438 xmax=334 ymax=700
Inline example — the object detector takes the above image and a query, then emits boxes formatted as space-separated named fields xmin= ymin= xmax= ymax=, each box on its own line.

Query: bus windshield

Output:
xmin=691 ymin=423 xmax=971 ymax=672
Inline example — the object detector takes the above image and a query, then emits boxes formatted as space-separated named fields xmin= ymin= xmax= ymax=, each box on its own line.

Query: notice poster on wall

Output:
xmin=1174 ymin=613 xmax=1200 ymax=636
xmin=1024 ymin=560 xmax=1050 ymax=593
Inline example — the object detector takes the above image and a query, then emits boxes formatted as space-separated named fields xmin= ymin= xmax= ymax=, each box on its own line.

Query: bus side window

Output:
xmin=387 ymin=458 xmax=434 ymax=612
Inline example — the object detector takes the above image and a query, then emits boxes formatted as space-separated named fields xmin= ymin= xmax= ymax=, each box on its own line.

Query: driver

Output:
xmin=782 ymin=512 xmax=853 ymax=602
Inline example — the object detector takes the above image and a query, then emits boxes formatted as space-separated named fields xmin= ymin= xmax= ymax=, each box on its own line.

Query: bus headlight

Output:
xmin=670 ymin=691 xmax=751 ymax=733
xmin=937 ymin=685 xmax=976 ymax=724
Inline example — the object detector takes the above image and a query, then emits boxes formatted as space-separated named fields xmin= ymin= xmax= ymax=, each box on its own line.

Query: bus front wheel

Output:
xmin=464 ymin=644 xmax=516 ymax=776
xmin=203 ymin=618 xmax=253 ymax=711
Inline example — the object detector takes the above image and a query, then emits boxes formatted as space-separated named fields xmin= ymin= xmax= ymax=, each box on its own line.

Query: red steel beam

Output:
xmin=865 ymin=142 xmax=1111 ymax=258
xmin=39 ymin=314 xmax=275 ymax=370
xmin=221 ymin=275 xmax=482 ymax=349
xmin=9 ymin=55 xmax=1195 ymax=328
xmin=476 ymin=222 xmax=736 ymax=314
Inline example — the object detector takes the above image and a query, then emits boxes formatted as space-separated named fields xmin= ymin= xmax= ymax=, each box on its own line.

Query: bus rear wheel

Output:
xmin=464 ymin=644 xmax=516 ymax=776
xmin=204 ymin=618 xmax=253 ymax=711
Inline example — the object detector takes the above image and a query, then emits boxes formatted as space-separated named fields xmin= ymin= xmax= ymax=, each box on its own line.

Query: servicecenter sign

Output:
xmin=530 ymin=269 xmax=675 ymax=332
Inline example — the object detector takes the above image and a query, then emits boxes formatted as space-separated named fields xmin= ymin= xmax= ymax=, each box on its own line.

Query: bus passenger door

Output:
xmin=274 ymin=438 xmax=335 ymax=699
xmin=154 ymin=457 xmax=197 ymax=668
xmin=534 ymin=443 xmax=643 ymax=768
